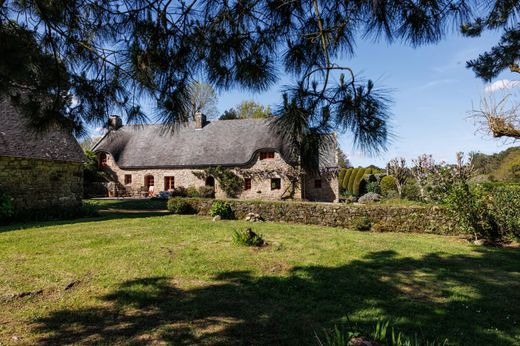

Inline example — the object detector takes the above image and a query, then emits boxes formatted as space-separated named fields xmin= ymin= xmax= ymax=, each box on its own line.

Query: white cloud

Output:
xmin=484 ymin=80 xmax=520 ymax=93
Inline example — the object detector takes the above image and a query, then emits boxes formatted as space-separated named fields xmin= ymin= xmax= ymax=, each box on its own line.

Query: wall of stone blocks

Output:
xmin=0 ymin=156 xmax=83 ymax=211
xmin=180 ymin=198 xmax=461 ymax=235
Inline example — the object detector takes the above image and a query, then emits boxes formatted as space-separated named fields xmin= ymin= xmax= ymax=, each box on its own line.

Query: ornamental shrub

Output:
xmin=338 ymin=168 xmax=347 ymax=189
xmin=365 ymin=181 xmax=381 ymax=194
xmin=197 ymin=186 xmax=215 ymax=198
xmin=185 ymin=186 xmax=199 ymax=197
xmin=380 ymin=175 xmax=398 ymax=196
xmin=492 ymin=185 xmax=520 ymax=239
xmin=0 ymin=189 xmax=13 ymax=221
xmin=342 ymin=168 xmax=353 ymax=190
xmin=352 ymin=168 xmax=366 ymax=196
xmin=347 ymin=168 xmax=359 ymax=193
xmin=167 ymin=197 xmax=196 ymax=214
xmin=402 ymin=181 xmax=421 ymax=201
xmin=171 ymin=186 xmax=187 ymax=197
xmin=232 ymin=228 xmax=265 ymax=247
xmin=209 ymin=200 xmax=234 ymax=219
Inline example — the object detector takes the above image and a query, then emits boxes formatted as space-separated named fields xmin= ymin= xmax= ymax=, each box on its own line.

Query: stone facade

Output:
xmin=180 ymin=198 xmax=462 ymax=235
xmin=100 ymin=151 xmax=339 ymax=202
xmin=0 ymin=156 xmax=83 ymax=211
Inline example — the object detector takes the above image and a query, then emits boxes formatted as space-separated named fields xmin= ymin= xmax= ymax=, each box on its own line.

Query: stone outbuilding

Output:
xmin=93 ymin=113 xmax=339 ymax=202
xmin=0 ymin=98 xmax=85 ymax=213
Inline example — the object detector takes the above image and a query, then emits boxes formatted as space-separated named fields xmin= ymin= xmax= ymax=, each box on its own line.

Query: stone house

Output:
xmin=0 ymin=98 xmax=85 ymax=212
xmin=93 ymin=113 xmax=339 ymax=202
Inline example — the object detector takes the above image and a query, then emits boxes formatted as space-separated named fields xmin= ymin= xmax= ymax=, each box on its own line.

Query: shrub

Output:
xmin=353 ymin=216 xmax=372 ymax=231
xmin=365 ymin=181 xmax=381 ymax=194
xmin=197 ymin=186 xmax=215 ymax=198
xmin=167 ymin=197 xmax=196 ymax=214
xmin=232 ymin=228 xmax=265 ymax=247
xmin=352 ymin=168 xmax=366 ymax=196
xmin=347 ymin=168 xmax=359 ymax=193
xmin=380 ymin=175 xmax=398 ymax=196
xmin=185 ymin=186 xmax=199 ymax=197
xmin=402 ymin=181 xmax=421 ymax=201
xmin=445 ymin=184 xmax=497 ymax=240
xmin=492 ymin=185 xmax=520 ymax=240
xmin=171 ymin=186 xmax=187 ymax=197
xmin=0 ymin=189 xmax=14 ymax=221
xmin=209 ymin=200 xmax=234 ymax=219
xmin=342 ymin=168 xmax=353 ymax=191
xmin=338 ymin=168 xmax=347 ymax=189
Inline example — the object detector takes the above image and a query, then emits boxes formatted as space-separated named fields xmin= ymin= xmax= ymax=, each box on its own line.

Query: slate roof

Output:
xmin=0 ymin=98 xmax=85 ymax=163
xmin=93 ymin=119 xmax=337 ymax=169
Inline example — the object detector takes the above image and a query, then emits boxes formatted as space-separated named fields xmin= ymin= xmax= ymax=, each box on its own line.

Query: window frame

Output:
xmin=260 ymin=151 xmax=275 ymax=160
xmin=99 ymin=153 xmax=108 ymax=168
xmin=164 ymin=176 xmax=175 ymax=191
xmin=244 ymin=178 xmax=252 ymax=190
xmin=124 ymin=174 xmax=132 ymax=185
xmin=271 ymin=178 xmax=281 ymax=190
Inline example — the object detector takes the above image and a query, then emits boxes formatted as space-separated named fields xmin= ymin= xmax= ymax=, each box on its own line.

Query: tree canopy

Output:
xmin=1 ymin=0 xmax=492 ymax=158
xmin=219 ymin=100 xmax=271 ymax=120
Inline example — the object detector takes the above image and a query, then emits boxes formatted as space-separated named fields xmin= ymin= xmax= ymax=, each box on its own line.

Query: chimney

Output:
xmin=194 ymin=111 xmax=207 ymax=129
xmin=108 ymin=115 xmax=123 ymax=130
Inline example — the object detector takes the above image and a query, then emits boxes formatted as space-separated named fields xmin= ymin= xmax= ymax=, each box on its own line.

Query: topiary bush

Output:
xmin=338 ymin=168 xmax=347 ymax=189
xmin=167 ymin=197 xmax=196 ymax=214
xmin=347 ymin=168 xmax=359 ymax=193
xmin=342 ymin=168 xmax=353 ymax=191
xmin=352 ymin=168 xmax=366 ymax=196
xmin=0 ymin=189 xmax=14 ymax=221
xmin=380 ymin=175 xmax=398 ymax=197
xmin=209 ymin=200 xmax=234 ymax=219
xmin=232 ymin=228 xmax=265 ymax=247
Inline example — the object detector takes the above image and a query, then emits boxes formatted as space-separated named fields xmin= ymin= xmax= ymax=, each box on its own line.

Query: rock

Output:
xmin=473 ymin=239 xmax=488 ymax=246
xmin=245 ymin=212 xmax=264 ymax=222
xmin=212 ymin=215 xmax=221 ymax=222
xmin=358 ymin=192 xmax=382 ymax=204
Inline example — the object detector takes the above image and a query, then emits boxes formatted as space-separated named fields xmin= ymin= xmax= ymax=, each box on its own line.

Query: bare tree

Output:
xmin=386 ymin=157 xmax=408 ymax=198
xmin=188 ymin=82 xmax=219 ymax=120
xmin=471 ymin=93 xmax=520 ymax=140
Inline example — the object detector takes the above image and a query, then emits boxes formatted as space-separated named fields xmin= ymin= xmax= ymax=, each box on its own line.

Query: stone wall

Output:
xmin=101 ymin=151 xmax=339 ymax=202
xmin=0 ymin=156 xmax=83 ymax=211
xmin=182 ymin=198 xmax=461 ymax=235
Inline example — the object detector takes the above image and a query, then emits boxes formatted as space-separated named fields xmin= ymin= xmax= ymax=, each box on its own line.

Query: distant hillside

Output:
xmin=471 ymin=147 xmax=520 ymax=183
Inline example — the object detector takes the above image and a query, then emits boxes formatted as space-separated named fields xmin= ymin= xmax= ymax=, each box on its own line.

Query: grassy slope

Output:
xmin=472 ymin=146 xmax=520 ymax=182
xmin=0 ymin=214 xmax=519 ymax=345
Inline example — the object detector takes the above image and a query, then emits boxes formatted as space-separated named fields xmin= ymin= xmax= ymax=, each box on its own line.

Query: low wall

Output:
xmin=0 ymin=156 xmax=83 ymax=212
xmin=183 ymin=198 xmax=461 ymax=235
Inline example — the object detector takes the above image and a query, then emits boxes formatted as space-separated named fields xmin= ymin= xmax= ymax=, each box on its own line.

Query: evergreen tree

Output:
xmin=0 ymin=0 xmax=475 ymax=156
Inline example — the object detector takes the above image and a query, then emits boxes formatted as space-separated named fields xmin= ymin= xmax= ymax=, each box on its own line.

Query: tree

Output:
xmin=0 ymin=0 xmax=473 ymax=152
xmin=337 ymin=146 xmax=350 ymax=169
xmin=386 ymin=158 xmax=408 ymax=198
xmin=235 ymin=101 xmax=271 ymax=119
xmin=471 ymin=93 xmax=520 ymax=140
xmin=187 ymin=82 xmax=219 ymax=120
xmin=219 ymin=108 xmax=239 ymax=120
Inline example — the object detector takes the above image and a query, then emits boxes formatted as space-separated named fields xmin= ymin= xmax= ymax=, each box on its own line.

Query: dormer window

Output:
xmin=260 ymin=151 xmax=275 ymax=160
xmin=99 ymin=153 xmax=107 ymax=168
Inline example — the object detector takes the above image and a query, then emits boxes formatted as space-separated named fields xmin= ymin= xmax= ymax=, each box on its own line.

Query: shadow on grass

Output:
xmin=0 ymin=212 xmax=170 ymax=234
xmin=33 ymin=249 xmax=520 ymax=345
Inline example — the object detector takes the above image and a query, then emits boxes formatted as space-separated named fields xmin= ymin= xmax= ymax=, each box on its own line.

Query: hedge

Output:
xmin=352 ymin=168 xmax=367 ymax=196
xmin=342 ymin=168 xmax=354 ymax=190
xmin=347 ymin=168 xmax=359 ymax=193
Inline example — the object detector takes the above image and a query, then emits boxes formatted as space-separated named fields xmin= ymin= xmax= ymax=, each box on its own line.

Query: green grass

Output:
xmin=0 ymin=214 xmax=519 ymax=345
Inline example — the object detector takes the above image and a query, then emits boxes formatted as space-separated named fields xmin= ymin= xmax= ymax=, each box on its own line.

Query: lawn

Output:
xmin=0 ymin=210 xmax=519 ymax=345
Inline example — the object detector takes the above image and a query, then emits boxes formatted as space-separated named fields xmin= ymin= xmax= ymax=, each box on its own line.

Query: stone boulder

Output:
xmin=358 ymin=192 xmax=382 ymax=204
xmin=245 ymin=212 xmax=264 ymax=222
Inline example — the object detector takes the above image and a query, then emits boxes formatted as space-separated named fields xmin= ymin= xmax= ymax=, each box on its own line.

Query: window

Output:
xmin=145 ymin=175 xmax=154 ymax=187
xmin=124 ymin=174 xmax=132 ymax=185
xmin=314 ymin=179 xmax=322 ymax=189
xmin=244 ymin=178 xmax=252 ymax=190
xmin=99 ymin=153 xmax=107 ymax=168
xmin=164 ymin=176 xmax=175 ymax=190
xmin=260 ymin=151 xmax=275 ymax=160
xmin=205 ymin=176 xmax=215 ymax=187
xmin=271 ymin=178 xmax=281 ymax=190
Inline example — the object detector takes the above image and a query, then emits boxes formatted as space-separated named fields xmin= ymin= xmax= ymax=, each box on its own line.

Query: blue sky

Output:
xmin=215 ymin=30 xmax=518 ymax=167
